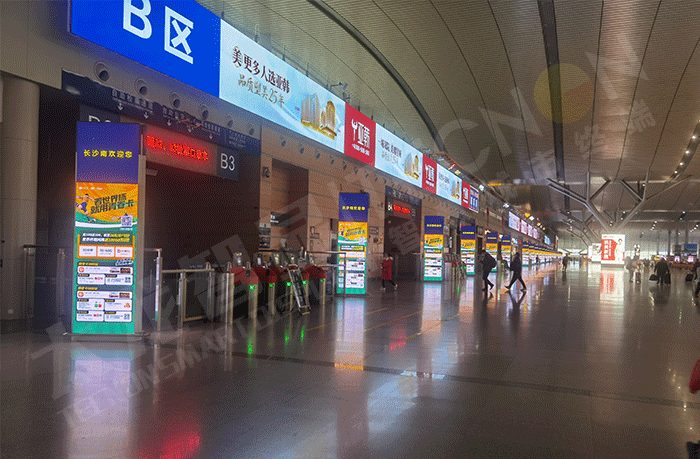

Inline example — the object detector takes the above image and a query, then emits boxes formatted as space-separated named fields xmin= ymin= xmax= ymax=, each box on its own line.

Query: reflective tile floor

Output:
xmin=3 ymin=263 xmax=700 ymax=458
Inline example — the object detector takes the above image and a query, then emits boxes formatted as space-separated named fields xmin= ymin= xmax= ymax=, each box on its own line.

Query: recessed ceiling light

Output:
xmin=680 ymin=162 xmax=685 ymax=166
xmin=693 ymin=135 xmax=697 ymax=140
xmin=686 ymin=150 xmax=691 ymax=154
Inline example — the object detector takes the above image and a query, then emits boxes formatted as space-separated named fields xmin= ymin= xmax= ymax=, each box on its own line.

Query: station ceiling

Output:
xmin=199 ymin=0 xmax=700 ymax=235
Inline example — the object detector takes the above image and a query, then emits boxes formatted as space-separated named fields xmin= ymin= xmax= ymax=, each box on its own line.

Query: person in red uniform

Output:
xmin=381 ymin=253 xmax=397 ymax=291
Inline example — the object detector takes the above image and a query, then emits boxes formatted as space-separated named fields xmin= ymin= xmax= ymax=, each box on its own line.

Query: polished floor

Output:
xmin=2 ymin=263 xmax=700 ymax=458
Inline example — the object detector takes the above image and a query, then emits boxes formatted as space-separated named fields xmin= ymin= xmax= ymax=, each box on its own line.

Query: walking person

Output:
xmin=693 ymin=258 xmax=700 ymax=297
xmin=479 ymin=249 xmax=497 ymax=292
xmin=655 ymin=257 xmax=670 ymax=285
xmin=505 ymin=252 xmax=527 ymax=292
xmin=562 ymin=254 xmax=569 ymax=272
xmin=381 ymin=253 xmax=397 ymax=291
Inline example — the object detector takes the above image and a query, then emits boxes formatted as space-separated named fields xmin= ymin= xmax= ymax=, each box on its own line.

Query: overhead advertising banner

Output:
xmin=469 ymin=187 xmax=480 ymax=213
xmin=436 ymin=164 xmax=461 ymax=205
xmin=344 ymin=104 xmax=375 ymax=166
xmin=508 ymin=212 xmax=520 ymax=232
xmin=337 ymin=193 xmax=369 ymax=295
xmin=219 ymin=21 xmax=345 ymax=153
xmin=375 ymin=125 xmax=423 ymax=189
xmin=422 ymin=156 xmax=437 ymax=194
xmin=71 ymin=0 xmax=221 ymax=96
xmin=423 ymin=216 xmax=444 ymax=281
xmin=461 ymin=182 xmax=471 ymax=209
xmin=460 ymin=225 xmax=476 ymax=276
xmin=73 ymin=122 xmax=141 ymax=335
xmin=601 ymin=234 xmax=625 ymax=266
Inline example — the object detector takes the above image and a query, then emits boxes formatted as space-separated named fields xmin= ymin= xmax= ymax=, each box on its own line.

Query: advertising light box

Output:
xmin=422 ymin=156 xmax=437 ymax=194
xmin=374 ymin=125 xmax=423 ymax=189
xmin=219 ymin=21 xmax=345 ymax=153
xmin=337 ymin=193 xmax=369 ymax=295
xmin=601 ymin=234 xmax=625 ymax=266
xmin=423 ymin=216 xmax=444 ymax=281
xmin=460 ymin=225 xmax=476 ymax=276
xmin=469 ymin=188 xmax=480 ymax=212
xmin=461 ymin=182 xmax=470 ymax=208
xmin=344 ymin=104 xmax=375 ymax=166
xmin=508 ymin=212 xmax=520 ymax=231
xmin=436 ymin=164 xmax=461 ymax=205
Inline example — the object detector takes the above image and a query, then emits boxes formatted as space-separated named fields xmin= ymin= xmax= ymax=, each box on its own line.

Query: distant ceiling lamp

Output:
xmin=686 ymin=150 xmax=691 ymax=155
xmin=528 ymin=216 xmax=535 ymax=221
xmin=693 ymin=135 xmax=697 ymax=140
xmin=478 ymin=184 xmax=485 ymax=191
xmin=680 ymin=162 xmax=685 ymax=166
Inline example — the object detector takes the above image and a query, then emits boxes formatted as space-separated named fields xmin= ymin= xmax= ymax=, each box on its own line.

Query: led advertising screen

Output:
xmin=219 ymin=21 xmax=345 ymax=153
xmin=461 ymin=182 xmax=470 ymax=209
xmin=337 ymin=193 xmax=369 ymax=294
xmin=423 ymin=216 xmax=444 ymax=281
xmin=73 ymin=122 xmax=141 ymax=335
xmin=374 ymin=125 xmax=423 ymax=188
xmin=460 ymin=225 xmax=476 ymax=276
xmin=601 ymin=234 xmax=625 ymax=266
xmin=436 ymin=164 xmax=461 ymax=205
xmin=422 ymin=156 xmax=437 ymax=194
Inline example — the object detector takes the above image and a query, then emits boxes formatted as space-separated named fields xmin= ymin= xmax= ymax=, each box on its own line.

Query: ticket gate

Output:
xmin=304 ymin=265 xmax=326 ymax=307
xmin=253 ymin=266 xmax=277 ymax=316
xmin=231 ymin=265 xmax=259 ymax=319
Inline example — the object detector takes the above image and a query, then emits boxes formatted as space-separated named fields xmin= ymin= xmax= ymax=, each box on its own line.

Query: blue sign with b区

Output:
xmin=76 ymin=122 xmax=141 ymax=184
xmin=338 ymin=193 xmax=369 ymax=222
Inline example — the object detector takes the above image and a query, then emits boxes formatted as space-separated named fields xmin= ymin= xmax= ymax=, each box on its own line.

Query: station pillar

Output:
xmin=1 ymin=74 xmax=40 ymax=321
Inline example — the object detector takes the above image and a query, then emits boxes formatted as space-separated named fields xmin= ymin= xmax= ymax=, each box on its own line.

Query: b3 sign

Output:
xmin=71 ymin=0 xmax=221 ymax=96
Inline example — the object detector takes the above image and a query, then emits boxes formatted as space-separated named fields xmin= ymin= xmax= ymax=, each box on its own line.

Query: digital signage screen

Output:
xmin=508 ymin=212 xmax=520 ymax=232
xmin=601 ymin=234 xmax=625 ymax=266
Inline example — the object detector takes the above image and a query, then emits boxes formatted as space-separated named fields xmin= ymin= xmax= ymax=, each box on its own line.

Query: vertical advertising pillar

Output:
xmin=460 ymin=225 xmax=476 ymax=276
xmin=423 ymin=216 xmax=445 ymax=281
xmin=523 ymin=242 xmax=531 ymax=267
xmin=72 ymin=122 xmax=142 ymax=335
xmin=501 ymin=235 xmax=512 ymax=266
xmin=486 ymin=231 xmax=499 ymax=264
xmin=337 ymin=193 xmax=369 ymax=295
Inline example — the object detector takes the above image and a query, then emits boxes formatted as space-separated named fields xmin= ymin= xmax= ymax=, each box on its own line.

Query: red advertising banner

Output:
xmin=422 ymin=155 xmax=437 ymax=194
xmin=344 ymin=104 xmax=375 ymax=166
xmin=461 ymin=182 xmax=470 ymax=208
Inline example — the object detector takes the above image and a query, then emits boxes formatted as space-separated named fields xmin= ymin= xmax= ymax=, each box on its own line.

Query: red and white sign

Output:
xmin=601 ymin=234 xmax=625 ymax=265
xmin=422 ymin=156 xmax=437 ymax=194
xmin=461 ymin=182 xmax=470 ymax=208
xmin=344 ymin=105 xmax=375 ymax=166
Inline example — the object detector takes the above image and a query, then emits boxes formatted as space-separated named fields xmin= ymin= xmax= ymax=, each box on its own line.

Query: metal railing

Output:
xmin=161 ymin=262 xmax=217 ymax=330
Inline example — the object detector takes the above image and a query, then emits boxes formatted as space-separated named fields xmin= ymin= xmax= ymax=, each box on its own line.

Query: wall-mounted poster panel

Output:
xmin=486 ymin=231 xmax=499 ymax=261
xmin=220 ymin=21 xmax=345 ymax=152
xmin=460 ymin=225 xmax=476 ymax=276
xmin=337 ymin=193 xmax=369 ymax=294
xmin=423 ymin=216 xmax=444 ymax=281
xmin=601 ymin=234 xmax=625 ymax=266
xmin=73 ymin=122 xmax=142 ymax=335
xmin=501 ymin=235 xmax=512 ymax=266
xmin=374 ymin=125 xmax=423 ymax=188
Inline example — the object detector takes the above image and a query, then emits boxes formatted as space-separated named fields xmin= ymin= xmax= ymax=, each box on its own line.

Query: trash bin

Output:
xmin=231 ymin=266 xmax=259 ymax=319
xmin=254 ymin=266 xmax=277 ymax=316
xmin=304 ymin=265 xmax=327 ymax=307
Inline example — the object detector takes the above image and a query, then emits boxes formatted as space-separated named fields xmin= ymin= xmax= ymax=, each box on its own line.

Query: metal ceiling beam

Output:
xmin=308 ymin=0 xmax=446 ymax=152
xmin=589 ymin=179 xmax=609 ymax=202
xmin=620 ymin=180 xmax=642 ymax=202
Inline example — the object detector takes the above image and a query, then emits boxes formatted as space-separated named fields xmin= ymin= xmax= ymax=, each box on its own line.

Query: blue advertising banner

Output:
xmin=469 ymin=188 xmax=480 ymax=212
xmin=460 ymin=225 xmax=476 ymax=276
xmin=338 ymin=193 xmax=369 ymax=222
xmin=71 ymin=0 xmax=221 ymax=96
xmin=76 ymin=122 xmax=141 ymax=184
xmin=219 ymin=21 xmax=345 ymax=152
xmin=374 ymin=125 xmax=423 ymax=189
xmin=436 ymin=164 xmax=461 ymax=205
xmin=424 ymin=215 xmax=445 ymax=234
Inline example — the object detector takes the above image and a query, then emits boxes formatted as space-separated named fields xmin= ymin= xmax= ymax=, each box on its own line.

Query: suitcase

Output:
xmin=687 ymin=272 xmax=695 ymax=282
xmin=649 ymin=274 xmax=658 ymax=281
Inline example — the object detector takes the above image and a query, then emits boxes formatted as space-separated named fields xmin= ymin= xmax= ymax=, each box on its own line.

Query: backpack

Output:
xmin=484 ymin=253 xmax=497 ymax=270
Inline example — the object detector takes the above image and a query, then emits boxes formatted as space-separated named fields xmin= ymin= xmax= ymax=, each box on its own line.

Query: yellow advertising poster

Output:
xmin=75 ymin=182 xmax=138 ymax=226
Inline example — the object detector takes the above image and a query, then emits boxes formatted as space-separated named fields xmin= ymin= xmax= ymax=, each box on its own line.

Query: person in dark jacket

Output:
xmin=655 ymin=257 xmax=670 ymax=285
xmin=505 ymin=252 xmax=527 ymax=291
xmin=479 ymin=249 xmax=497 ymax=291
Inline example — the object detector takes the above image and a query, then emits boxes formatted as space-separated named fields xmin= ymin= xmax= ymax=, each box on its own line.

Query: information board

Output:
xmin=460 ymin=225 xmax=476 ymax=276
xmin=73 ymin=122 xmax=141 ymax=334
xmin=337 ymin=193 xmax=369 ymax=294
xmin=501 ymin=235 xmax=512 ymax=266
xmin=423 ymin=216 xmax=444 ymax=281
xmin=486 ymin=231 xmax=499 ymax=262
